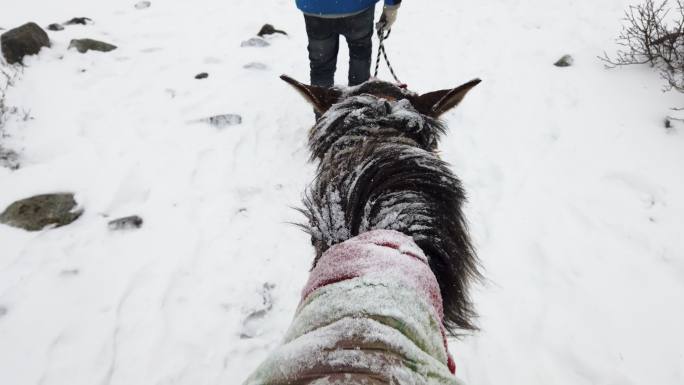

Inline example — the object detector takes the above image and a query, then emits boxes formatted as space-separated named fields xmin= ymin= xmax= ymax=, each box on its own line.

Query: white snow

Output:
xmin=1 ymin=0 xmax=683 ymax=384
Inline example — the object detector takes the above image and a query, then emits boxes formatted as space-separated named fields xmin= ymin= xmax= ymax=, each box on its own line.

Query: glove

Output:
xmin=376 ymin=3 xmax=401 ymax=32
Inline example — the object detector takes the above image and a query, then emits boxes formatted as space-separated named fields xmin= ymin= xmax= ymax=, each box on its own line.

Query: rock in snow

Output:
xmin=47 ymin=23 xmax=64 ymax=31
xmin=0 ymin=193 xmax=82 ymax=231
xmin=257 ymin=24 xmax=287 ymax=37
xmin=68 ymin=38 xmax=117 ymax=53
xmin=195 ymin=72 xmax=209 ymax=79
xmin=0 ymin=22 xmax=50 ymax=64
xmin=202 ymin=114 xmax=242 ymax=128
xmin=135 ymin=1 xmax=151 ymax=10
xmin=554 ymin=54 xmax=574 ymax=67
xmin=64 ymin=17 xmax=92 ymax=26
xmin=107 ymin=215 xmax=144 ymax=230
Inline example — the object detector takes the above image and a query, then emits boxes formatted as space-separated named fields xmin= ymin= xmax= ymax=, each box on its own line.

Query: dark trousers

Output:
xmin=304 ymin=6 xmax=375 ymax=88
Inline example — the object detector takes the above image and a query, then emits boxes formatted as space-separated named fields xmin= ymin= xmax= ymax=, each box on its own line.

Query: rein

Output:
xmin=373 ymin=28 xmax=406 ymax=88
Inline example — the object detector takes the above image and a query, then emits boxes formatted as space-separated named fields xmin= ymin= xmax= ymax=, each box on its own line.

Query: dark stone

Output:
xmin=135 ymin=1 xmax=151 ymax=9
xmin=202 ymin=114 xmax=242 ymax=128
xmin=554 ymin=54 xmax=574 ymax=67
xmin=0 ymin=193 xmax=83 ymax=231
xmin=64 ymin=17 xmax=92 ymax=26
xmin=240 ymin=37 xmax=269 ymax=48
xmin=47 ymin=23 xmax=64 ymax=31
xmin=68 ymin=39 xmax=117 ymax=53
xmin=257 ymin=24 xmax=287 ymax=37
xmin=195 ymin=72 xmax=209 ymax=79
xmin=1 ymin=22 xmax=50 ymax=64
xmin=0 ymin=306 xmax=7 ymax=318
xmin=108 ymin=215 xmax=143 ymax=230
xmin=664 ymin=117 xmax=679 ymax=134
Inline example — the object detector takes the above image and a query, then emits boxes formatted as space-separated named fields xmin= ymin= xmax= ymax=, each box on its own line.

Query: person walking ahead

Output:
xmin=297 ymin=0 xmax=402 ymax=88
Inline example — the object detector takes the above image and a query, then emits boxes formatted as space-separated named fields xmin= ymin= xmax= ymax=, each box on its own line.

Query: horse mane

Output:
xmin=299 ymin=81 xmax=481 ymax=334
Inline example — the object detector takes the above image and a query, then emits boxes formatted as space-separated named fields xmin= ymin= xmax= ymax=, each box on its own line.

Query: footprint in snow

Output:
xmin=60 ymin=269 xmax=80 ymax=277
xmin=602 ymin=173 xmax=663 ymax=210
xmin=204 ymin=57 xmax=222 ymax=64
xmin=244 ymin=62 xmax=268 ymax=71
xmin=240 ymin=37 xmax=269 ymax=48
xmin=240 ymin=283 xmax=276 ymax=339
xmin=140 ymin=47 xmax=163 ymax=53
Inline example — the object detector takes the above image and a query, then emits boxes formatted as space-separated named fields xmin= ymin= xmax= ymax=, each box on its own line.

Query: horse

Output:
xmin=243 ymin=75 xmax=481 ymax=385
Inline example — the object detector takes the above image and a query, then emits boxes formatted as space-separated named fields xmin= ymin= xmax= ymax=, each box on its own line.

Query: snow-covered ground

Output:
xmin=1 ymin=0 xmax=683 ymax=384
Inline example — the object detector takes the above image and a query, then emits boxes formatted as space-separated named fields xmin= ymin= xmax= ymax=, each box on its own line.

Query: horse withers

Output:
xmin=243 ymin=76 xmax=482 ymax=385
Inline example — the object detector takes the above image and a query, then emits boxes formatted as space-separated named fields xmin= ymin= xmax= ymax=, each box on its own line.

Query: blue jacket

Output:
xmin=297 ymin=0 xmax=402 ymax=16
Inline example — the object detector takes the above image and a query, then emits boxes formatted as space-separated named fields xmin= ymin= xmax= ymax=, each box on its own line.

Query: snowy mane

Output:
xmin=308 ymin=87 xmax=447 ymax=161
xmin=297 ymin=80 xmax=481 ymax=334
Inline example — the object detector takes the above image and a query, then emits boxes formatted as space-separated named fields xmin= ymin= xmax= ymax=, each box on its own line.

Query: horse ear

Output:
xmin=280 ymin=75 xmax=341 ymax=114
xmin=414 ymin=79 xmax=481 ymax=118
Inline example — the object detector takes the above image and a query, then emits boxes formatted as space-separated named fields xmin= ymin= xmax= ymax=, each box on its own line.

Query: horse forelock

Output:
xmin=309 ymin=91 xmax=446 ymax=161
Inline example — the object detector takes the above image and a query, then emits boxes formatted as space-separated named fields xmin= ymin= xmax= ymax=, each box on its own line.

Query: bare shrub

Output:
xmin=601 ymin=0 xmax=684 ymax=92
xmin=0 ymin=65 xmax=22 ymax=128
xmin=1 ymin=69 xmax=10 ymax=128
xmin=1 ymin=65 xmax=21 ymax=169
xmin=1 ymin=67 xmax=17 ymax=128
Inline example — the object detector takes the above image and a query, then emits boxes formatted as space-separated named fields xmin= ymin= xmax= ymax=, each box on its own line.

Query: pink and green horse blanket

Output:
xmin=243 ymin=229 xmax=464 ymax=385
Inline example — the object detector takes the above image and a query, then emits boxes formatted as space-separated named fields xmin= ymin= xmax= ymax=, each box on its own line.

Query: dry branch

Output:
xmin=601 ymin=0 xmax=684 ymax=92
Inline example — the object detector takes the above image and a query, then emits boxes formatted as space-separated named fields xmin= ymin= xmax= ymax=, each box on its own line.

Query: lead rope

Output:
xmin=373 ymin=28 xmax=405 ymax=87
